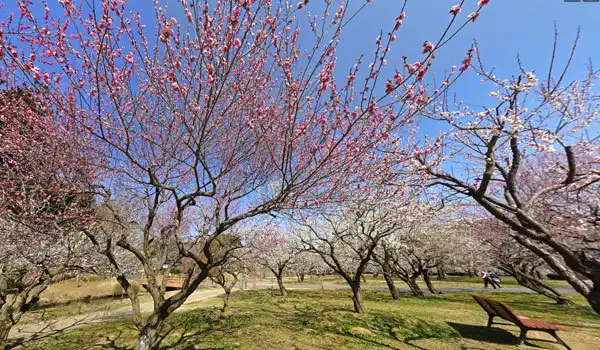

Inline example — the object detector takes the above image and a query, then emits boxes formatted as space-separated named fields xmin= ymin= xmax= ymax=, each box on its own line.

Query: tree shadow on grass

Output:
xmin=91 ymin=331 xmax=131 ymax=350
xmin=447 ymin=322 xmax=545 ymax=349
xmin=154 ymin=309 xmax=244 ymax=350
xmin=6 ymin=314 xmax=113 ymax=350
xmin=447 ymin=322 xmax=517 ymax=345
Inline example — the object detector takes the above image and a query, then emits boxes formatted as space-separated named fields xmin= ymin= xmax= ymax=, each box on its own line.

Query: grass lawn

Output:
xmin=19 ymin=288 xmax=599 ymax=350
xmin=285 ymin=275 xmax=572 ymax=289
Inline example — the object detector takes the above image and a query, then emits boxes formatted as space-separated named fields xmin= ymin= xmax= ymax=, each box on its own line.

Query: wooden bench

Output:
xmin=471 ymin=295 xmax=571 ymax=349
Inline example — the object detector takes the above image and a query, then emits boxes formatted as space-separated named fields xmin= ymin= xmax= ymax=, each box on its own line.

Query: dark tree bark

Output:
xmin=269 ymin=265 xmax=287 ymax=297
xmin=436 ymin=264 xmax=447 ymax=281
xmin=210 ymin=268 xmax=239 ymax=317
xmin=276 ymin=274 xmax=287 ymax=296
xmin=499 ymin=263 xmax=571 ymax=305
xmin=0 ymin=278 xmax=50 ymax=349
xmin=221 ymin=290 xmax=231 ymax=315
xmin=422 ymin=268 xmax=442 ymax=294
xmin=417 ymin=120 xmax=600 ymax=315
xmin=0 ymin=321 xmax=10 ymax=350
xmin=382 ymin=269 xmax=400 ymax=300
xmin=589 ymin=284 xmax=600 ymax=316
xmin=398 ymin=273 xmax=424 ymax=297
xmin=350 ymin=281 xmax=365 ymax=313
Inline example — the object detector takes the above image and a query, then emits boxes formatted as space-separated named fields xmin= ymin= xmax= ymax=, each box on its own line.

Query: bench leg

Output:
xmin=518 ymin=328 xmax=528 ymax=347
xmin=549 ymin=331 xmax=572 ymax=350
xmin=487 ymin=314 xmax=494 ymax=327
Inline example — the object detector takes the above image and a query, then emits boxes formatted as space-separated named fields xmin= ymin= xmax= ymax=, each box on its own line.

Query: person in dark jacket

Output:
xmin=490 ymin=272 xmax=502 ymax=288
xmin=480 ymin=270 xmax=496 ymax=289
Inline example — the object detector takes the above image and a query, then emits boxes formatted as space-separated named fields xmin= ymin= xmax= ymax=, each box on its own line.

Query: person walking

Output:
xmin=490 ymin=272 xmax=502 ymax=288
xmin=480 ymin=270 xmax=496 ymax=289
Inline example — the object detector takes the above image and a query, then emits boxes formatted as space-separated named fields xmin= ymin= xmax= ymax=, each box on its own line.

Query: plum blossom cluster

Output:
xmin=414 ymin=47 xmax=600 ymax=314
xmin=0 ymin=0 xmax=491 ymax=347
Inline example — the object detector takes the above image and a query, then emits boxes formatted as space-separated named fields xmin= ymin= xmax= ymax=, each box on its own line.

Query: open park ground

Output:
xmin=7 ymin=276 xmax=599 ymax=350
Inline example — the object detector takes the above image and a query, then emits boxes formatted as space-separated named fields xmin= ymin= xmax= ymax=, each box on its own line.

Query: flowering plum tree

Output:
xmin=0 ymin=0 xmax=489 ymax=346
xmin=248 ymin=224 xmax=297 ymax=296
xmin=290 ymin=251 xmax=325 ymax=282
xmin=0 ymin=89 xmax=96 ymax=347
xmin=201 ymin=232 xmax=245 ymax=317
xmin=374 ymin=236 xmax=425 ymax=297
xmin=210 ymin=260 xmax=242 ymax=317
xmin=475 ymin=219 xmax=572 ymax=304
xmin=374 ymin=206 xmax=479 ymax=297
xmin=296 ymin=194 xmax=415 ymax=312
xmin=415 ymin=41 xmax=600 ymax=314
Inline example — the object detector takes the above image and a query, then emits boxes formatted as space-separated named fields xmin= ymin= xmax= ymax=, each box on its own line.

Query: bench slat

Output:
xmin=471 ymin=295 xmax=562 ymax=331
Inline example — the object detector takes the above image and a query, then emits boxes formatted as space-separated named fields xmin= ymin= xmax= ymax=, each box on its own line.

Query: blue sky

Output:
xmin=317 ymin=0 xmax=600 ymax=136
xmin=6 ymin=0 xmax=598 ymax=100
xmin=4 ymin=0 xmax=599 ymax=130
xmin=330 ymin=0 xmax=600 ymax=94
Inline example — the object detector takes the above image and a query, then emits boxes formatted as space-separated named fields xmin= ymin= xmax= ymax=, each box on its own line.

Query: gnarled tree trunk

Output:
xmin=511 ymin=234 xmax=600 ymax=315
xmin=500 ymin=264 xmax=571 ymax=305
xmin=0 ymin=319 xmax=12 ymax=350
xmin=0 ymin=281 xmax=49 ymax=349
xmin=350 ymin=282 xmax=365 ymax=313
xmin=436 ymin=264 xmax=447 ymax=281
xmin=423 ymin=268 xmax=442 ymax=294
xmin=138 ymin=318 xmax=162 ymax=350
xmin=268 ymin=266 xmax=287 ymax=297
xmin=383 ymin=269 xmax=400 ymax=300
xmin=221 ymin=290 xmax=231 ymax=316
xmin=588 ymin=282 xmax=600 ymax=316
xmin=399 ymin=274 xmax=424 ymax=297
xmin=276 ymin=273 xmax=287 ymax=297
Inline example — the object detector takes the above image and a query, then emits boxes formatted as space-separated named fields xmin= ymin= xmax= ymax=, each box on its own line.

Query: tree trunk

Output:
xmin=0 ymin=320 xmax=11 ymax=350
xmin=468 ymin=269 xmax=474 ymax=278
xmin=383 ymin=270 xmax=400 ymax=300
xmin=276 ymin=273 xmax=287 ymax=297
xmin=585 ymin=270 xmax=600 ymax=315
xmin=137 ymin=322 xmax=161 ymax=350
xmin=587 ymin=283 xmax=600 ymax=316
xmin=513 ymin=235 xmax=593 ymax=297
xmin=401 ymin=275 xmax=424 ymax=297
xmin=221 ymin=290 xmax=231 ymax=317
xmin=0 ymin=282 xmax=47 ymax=350
xmin=296 ymin=272 xmax=305 ymax=283
xmin=350 ymin=282 xmax=365 ymax=313
xmin=423 ymin=269 xmax=442 ymax=294
xmin=436 ymin=265 xmax=447 ymax=281
xmin=505 ymin=265 xmax=571 ymax=305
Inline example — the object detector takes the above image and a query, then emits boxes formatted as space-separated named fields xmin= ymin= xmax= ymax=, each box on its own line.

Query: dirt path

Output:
xmin=9 ymin=283 xmax=576 ymax=342
xmin=9 ymin=288 xmax=226 ymax=341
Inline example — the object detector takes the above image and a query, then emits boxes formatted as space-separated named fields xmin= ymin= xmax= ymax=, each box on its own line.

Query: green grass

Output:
xmin=285 ymin=275 xmax=571 ymax=290
xmin=20 ymin=288 xmax=599 ymax=350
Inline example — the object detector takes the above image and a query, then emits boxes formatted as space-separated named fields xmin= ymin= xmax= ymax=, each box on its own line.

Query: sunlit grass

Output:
xmin=23 ymin=288 xmax=599 ymax=350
